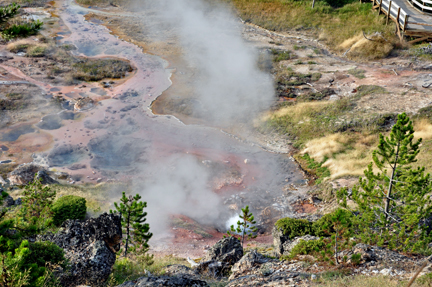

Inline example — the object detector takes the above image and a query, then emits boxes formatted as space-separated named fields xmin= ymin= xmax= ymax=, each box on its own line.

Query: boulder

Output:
xmin=229 ymin=250 xmax=271 ymax=280
xmin=197 ymin=237 xmax=243 ymax=277
xmin=38 ymin=213 xmax=122 ymax=287
xmin=116 ymin=275 xmax=209 ymax=287
xmin=8 ymin=163 xmax=57 ymax=185
xmin=272 ymin=225 xmax=289 ymax=256
xmin=201 ymin=236 xmax=243 ymax=264
xmin=282 ymin=235 xmax=320 ymax=256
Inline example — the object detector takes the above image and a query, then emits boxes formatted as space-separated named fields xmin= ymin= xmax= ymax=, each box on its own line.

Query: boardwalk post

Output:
xmin=403 ymin=14 xmax=408 ymax=32
xmin=387 ymin=1 xmax=392 ymax=25
xmin=378 ymin=0 xmax=382 ymax=15
xmin=396 ymin=7 xmax=400 ymax=26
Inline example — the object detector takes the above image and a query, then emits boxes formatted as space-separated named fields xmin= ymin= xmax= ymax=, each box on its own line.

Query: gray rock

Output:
xmin=197 ymin=237 xmax=243 ymax=277
xmin=229 ymin=250 xmax=271 ymax=280
xmin=282 ymin=235 xmax=320 ymax=256
xmin=201 ymin=237 xmax=243 ymax=264
xmin=8 ymin=163 xmax=57 ymax=185
xmin=116 ymin=275 xmax=209 ymax=287
xmin=272 ymin=225 xmax=289 ymax=256
xmin=38 ymin=213 xmax=122 ymax=287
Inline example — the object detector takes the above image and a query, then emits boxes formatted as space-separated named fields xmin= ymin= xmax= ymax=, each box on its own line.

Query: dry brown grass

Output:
xmin=227 ymin=0 xmax=396 ymax=59
xmin=414 ymin=119 xmax=432 ymax=140
xmin=339 ymin=32 xmax=394 ymax=60
xmin=300 ymin=133 xmax=378 ymax=179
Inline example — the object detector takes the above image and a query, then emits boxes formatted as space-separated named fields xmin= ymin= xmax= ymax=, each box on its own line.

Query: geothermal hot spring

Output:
xmin=0 ymin=0 xmax=308 ymax=251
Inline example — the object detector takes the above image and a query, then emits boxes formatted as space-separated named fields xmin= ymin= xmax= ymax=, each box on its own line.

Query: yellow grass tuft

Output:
xmin=339 ymin=32 xmax=394 ymax=60
xmin=414 ymin=119 xmax=432 ymax=140
xmin=302 ymin=133 xmax=378 ymax=179
xmin=302 ymin=133 xmax=349 ymax=163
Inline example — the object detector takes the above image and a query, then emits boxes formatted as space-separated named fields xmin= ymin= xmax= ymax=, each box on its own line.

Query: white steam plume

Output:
xmin=141 ymin=0 xmax=275 ymax=124
xmin=134 ymin=155 xmax=223 ymax=235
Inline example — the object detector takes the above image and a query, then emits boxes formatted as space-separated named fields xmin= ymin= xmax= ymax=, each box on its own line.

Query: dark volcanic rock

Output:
xmin=116 ymin=275 xmax=209 ymax=287
xmin=38 ymin=213 xmax=122 ymax=287
xmin=201 ymin=237 xmax=243 ymax=263
xmin=272 ymin=225 xmax=289 ymax=256
xmin=197 ymin=236 xmax=243 ymax=277
xmin=7 ymin=163 xmax=57 ymax=185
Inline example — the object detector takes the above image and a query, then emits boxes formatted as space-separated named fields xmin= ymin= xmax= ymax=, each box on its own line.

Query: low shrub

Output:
xmin=1 ymin=20 xmax=43 ymax=40
xmin=285 ymin=238 xmax=326 ymax=259
xmin=52 ymin=195 xmax=87 ymax=226
xmin=275 ymin=217 xmax=312 ymax=239
xmin=1 ymin=240 xmax=65 ymax=286
xmin=73 ymin=58 xmax=133 ymax=81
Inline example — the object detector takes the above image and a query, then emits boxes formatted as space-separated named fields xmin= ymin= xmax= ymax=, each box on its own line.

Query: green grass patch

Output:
xmin=271 ymin=49 xmax=294 ymax=62
xmin=295 ymin=153 xmax=330 ymax=184
xmin=277 ymin=68 xmax=322 ymax=86
xmin=347 ymin=68 xmax=365 ymax=79
xmin=226 ymin=0 xmax=395 ymax=58
xmin=355 ymin=85 xmax=387 ymax=98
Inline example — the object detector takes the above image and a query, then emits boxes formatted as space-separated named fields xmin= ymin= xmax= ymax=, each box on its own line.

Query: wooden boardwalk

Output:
xmin=373 ymin=0 xmax=432 ymax=40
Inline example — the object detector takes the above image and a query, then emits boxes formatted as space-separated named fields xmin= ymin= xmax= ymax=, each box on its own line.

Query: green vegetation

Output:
xmin=73 ymin=58 xmax=133 ymax=81
xmin=338 ymin=113 xmax=432 ymax=252
xmin=347 ymin=68 xmax=365 ymax=79
xmin=295 ymin=153 xmax=330 ymax=184
xmin=52 ymin=195 xmax=87 ymax=226
xmin=226 ymin=205 xmax=258 ymax=247
xmin=226 ymin=0 xmax=395 ymax=58
xmin=111 ymin=192 xmax=152 ymax=257
xmin=0 ymin=178 xmax=66 ymax=286
xmin=277 ymin=68 xmax=322 ymax=86
xmin=0 ymin=3 xmax=43 ymax=40
xmin=109 ymin=255 xmax=187 ymax=285
xmin=275 ymin=217 xmax=312 ymax=239
xmin=271 ymin=49 xmax=294 ymax=62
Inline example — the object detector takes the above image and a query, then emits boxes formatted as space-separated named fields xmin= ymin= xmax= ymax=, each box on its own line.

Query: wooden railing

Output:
xmin=372 ymin=0 xmax=409 ymax=32
xmin=408 ymin=0 xmax=432 ymax=13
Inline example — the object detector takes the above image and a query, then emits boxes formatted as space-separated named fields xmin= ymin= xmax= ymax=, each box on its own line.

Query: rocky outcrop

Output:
xmin=282 ymin=235 xmax=320 ymax=256
xmin=8 ymin=163 xmax=57 ymax=185
xmin=339 ymin=243 xmax=416 ymax=266
xmin=197 ymin=237 xmax=243 ymax=277
xmin=116 ymin=275 xmax=209 ymax=287
xmin=38 ymin=213 xmax=122 ymax=287
xmin=229 ymin=250 xmax=271 ymax=280
xmin=202 ymin=236 xmax=243 ymax=263
xmin=272 ymin=225 xmax=290 ymax=256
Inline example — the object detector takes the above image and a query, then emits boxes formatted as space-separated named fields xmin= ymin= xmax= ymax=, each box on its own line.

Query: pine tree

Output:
xmin=111 ymin=192 xmax=152 ymax=257
xmin=19 ymin=177 xmax=56 ymax=234
xmin=338 ymin=113 xmax=432 ymax=251
xmin=226 ymin=205 xmax=258 ymax=247
xmin=321 ymin=209 xmax=352 ymax=264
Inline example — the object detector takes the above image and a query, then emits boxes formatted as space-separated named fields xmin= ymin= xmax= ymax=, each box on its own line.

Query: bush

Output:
xmin=312 ymin=209 xmax=353 ymax=237
xmin=52 ymin=195 xmax=86 ymax=226
xmin=286 ymin=238 xmax=326 ymax=259
xmin=2 ymin=240 xmax=65 ymax=287
xmin=275 ymin=217 xmax=313 ymax=239
xmin=1 ymin=20 xmax=43 ymax=40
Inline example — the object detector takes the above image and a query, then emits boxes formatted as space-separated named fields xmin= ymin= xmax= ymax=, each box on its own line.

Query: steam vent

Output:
xmin=1 ymin=0 xmax=432 ymax=285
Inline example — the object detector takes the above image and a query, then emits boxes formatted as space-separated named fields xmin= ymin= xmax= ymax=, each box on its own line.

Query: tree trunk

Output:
xmin=124 ymin=209 xmax=131 ymax=257
xmin=334 ymin=229 xmax=339 ymax=265
xmin=384 ymin=142 xmax=400 ymax=229
xmin=241 ymin=221 xmax=245 ymax=248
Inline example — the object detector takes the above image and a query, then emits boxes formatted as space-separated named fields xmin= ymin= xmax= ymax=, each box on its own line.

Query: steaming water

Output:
xmin=24 ymin=0 xmax=308 ymax=236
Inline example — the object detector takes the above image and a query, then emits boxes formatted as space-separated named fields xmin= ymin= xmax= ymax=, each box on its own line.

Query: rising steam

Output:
xmin=127 ymin=0 xmax=276 ymax=236
xmin=139 ymin=0 xmax=275 ymax=124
